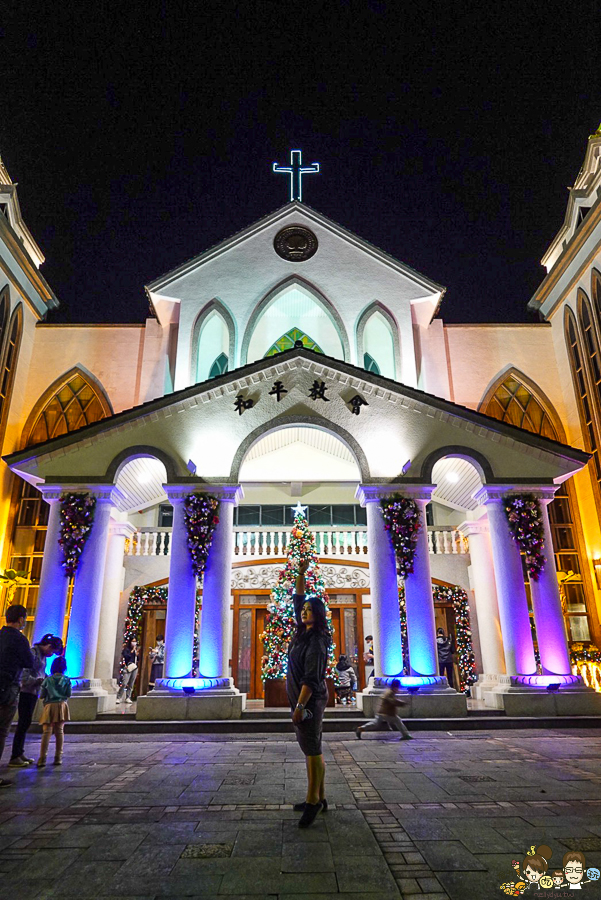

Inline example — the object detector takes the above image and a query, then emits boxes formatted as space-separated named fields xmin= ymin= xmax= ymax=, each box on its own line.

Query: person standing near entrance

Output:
xmin=116 ymin=639 xmax=139 ymax=704
xmin=287 ymin=559 xmax=330 ymax=829
xmin=436 ymin=628 xmax=455 ymax=688
xmin=9 ymin=634 xmax=63 ymax=768
xmin=364 ymin=635 xmax=374 ymax=682
xmin=148 ymin=635 xmax=165 ymax=691
xmin=0 ymin=605 xmax=34 ymax=787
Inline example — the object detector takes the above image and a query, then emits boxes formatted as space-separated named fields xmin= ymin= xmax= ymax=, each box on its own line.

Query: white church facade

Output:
xmin=2 ymin=133 xmax=601 ymax=719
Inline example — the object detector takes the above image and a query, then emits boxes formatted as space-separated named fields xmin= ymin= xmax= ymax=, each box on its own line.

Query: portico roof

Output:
xmin=4 ymin=347 xmax=590 ymax=498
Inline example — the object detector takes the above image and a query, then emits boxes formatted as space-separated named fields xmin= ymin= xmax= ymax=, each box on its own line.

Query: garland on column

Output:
xmin=437 ymin=584 xmax=478 ymax=694
xmin=58 ymin=493 xmax=97 ymax=577
xmin=503 ymin=494 xmax=545 ymax=580
xmin=121 ymin=584 xmax=202 ymax=682
xmin=183 ymin=493 xmax=220 ymax=577
xmin=530 ymin=616 xmax=541 ymax=671
xmin=381 ymin=494 xmax=421 ymax=578
xmin=397 ymin=583 xmax=478 ymax=694
xmin=398 ymin=587 xmax=410 ymax=674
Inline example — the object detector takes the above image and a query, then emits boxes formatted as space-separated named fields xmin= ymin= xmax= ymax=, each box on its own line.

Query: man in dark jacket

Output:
xmin=9 ymin=633 xmax=62 ymax=768
xmin=0 ymin=605 xmax=34 ymax=787
xmin=436 ymin=627 xmax=455 ymax=689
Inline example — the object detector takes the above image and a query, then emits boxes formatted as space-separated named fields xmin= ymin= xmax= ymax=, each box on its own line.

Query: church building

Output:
xmin=1 ymin=134 xmax=601 ymax=720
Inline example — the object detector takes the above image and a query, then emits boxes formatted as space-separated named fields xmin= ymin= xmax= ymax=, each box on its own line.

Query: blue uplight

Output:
xmin=375 ymin=675 xmax=442 ymax=688
xmin=157 ymin=676 xmax=230 ymax=693
xmin=513 ymin=674 xmax=580 ymax=687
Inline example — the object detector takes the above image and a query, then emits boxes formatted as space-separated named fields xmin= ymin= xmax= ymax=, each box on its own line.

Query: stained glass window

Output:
xmin=208 ymin=353 xmax=228 ymax=378
xmin=363 ymin=352 xmax=380 ymax=375
xmin=264 ymin=327 xmax=323 ymax=357
xmin=27 ymin=371 xmax=108 ymax=445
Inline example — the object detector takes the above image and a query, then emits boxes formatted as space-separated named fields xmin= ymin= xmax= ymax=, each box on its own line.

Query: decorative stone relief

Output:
xmin=273 ymin=225 xmax=318 ymax=261
xmin=231 ymin=562 xmax=369 ymax=590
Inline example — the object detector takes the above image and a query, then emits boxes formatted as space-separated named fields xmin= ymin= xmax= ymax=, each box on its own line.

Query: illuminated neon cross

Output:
xmin=273 ymin=149 xmax=320 ymax=202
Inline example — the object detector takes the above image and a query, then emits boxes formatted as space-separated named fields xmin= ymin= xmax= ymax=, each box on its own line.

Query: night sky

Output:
xmin=2 ymin=3 xmax=599 ymax=325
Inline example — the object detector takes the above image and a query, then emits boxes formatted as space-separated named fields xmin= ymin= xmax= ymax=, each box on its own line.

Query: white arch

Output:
xmin=190 ymin=300 xmax=236 ymax=384
xmin=241 ymin=277 xmax=349 ymax=364
xmin=356 ymin=302 xmax=401 ymax=381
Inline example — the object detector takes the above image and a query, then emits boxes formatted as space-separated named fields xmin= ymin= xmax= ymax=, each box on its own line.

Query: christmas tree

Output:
xmin=261 ymin=506 xmax=336 ymax=681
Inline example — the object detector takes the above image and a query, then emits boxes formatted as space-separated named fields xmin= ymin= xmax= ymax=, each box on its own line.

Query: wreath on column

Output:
xmin=381 ymin=494 xmax=421 ymax=578
xmin=183 ymin=493 xmax=220 ymax=577
xmin=503 ymin=493 xmax=546 ymax=580
xmin=58 ymin=493 xmax=97 ymax=577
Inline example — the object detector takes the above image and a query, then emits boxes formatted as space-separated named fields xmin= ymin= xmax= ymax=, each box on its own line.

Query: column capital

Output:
xmin=109 ymin=520 xmax=137 ymax=539
xmin=38 ymin=483 xmax=125 ymax=506
xmin=356 ymin=483 xmax=436 ymax=506
xmin=473 ymin=484 xmax=559 ymax=506
xmin=163 ymin=484 xmax=244 ymax=505
xmin=457 ymin=518 xmax=490 ymax=538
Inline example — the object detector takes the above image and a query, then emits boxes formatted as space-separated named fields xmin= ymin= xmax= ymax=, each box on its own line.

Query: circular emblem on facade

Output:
xmin=274 ymin=225 xmax=318 ymax=261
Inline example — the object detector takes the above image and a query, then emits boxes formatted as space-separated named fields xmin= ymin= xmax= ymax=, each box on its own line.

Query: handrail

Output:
xmin=124 ymin=526 xmax=468 ymax=557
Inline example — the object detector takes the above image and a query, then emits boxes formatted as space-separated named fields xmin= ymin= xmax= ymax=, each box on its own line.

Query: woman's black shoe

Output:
xmin=298 ymin=801 xmax=323 ymax=828
xmin=293 ymin=798 xmax=328 ymax=812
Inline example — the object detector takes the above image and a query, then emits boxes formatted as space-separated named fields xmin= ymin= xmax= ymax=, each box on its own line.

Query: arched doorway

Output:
xmin=233 ymin=424 xmax=365 ymax=700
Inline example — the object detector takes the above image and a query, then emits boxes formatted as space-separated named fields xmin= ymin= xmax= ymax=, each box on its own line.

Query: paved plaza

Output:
xmin=1 ymin=729 xmax=601 ymax=899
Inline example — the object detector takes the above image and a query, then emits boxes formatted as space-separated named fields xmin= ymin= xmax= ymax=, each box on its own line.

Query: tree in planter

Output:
xmin=260 ymin=507 xmax=336 ymax=686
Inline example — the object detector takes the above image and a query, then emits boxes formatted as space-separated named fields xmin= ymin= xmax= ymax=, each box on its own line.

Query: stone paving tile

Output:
xmin=4 ymin=728 xmax=601 ymax=897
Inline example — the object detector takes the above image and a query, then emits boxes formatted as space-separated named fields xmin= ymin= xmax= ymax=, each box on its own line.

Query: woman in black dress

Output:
xmin=287 ymin=560 xmax=330 ymax=828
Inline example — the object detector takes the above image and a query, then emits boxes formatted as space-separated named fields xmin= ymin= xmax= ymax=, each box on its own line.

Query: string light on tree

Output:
xmin=261 ymin=505 xmax=335 ymax=682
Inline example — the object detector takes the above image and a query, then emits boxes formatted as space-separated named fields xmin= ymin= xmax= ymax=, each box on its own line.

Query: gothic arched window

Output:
xmin=483 ymin=367 xmax=593 ymax=643
xmin=264 ymin=327 xmax=323 ymax=357
xmin=193 ymin=304 xmax=235 ymax=384
xmin=26 ymin=369 xmax=111 ymax=446
xmin=0 ymin=303 xmax=23 ymax=450
xmin=363 ymin=352 xmax=380 ymax=375
xmin=208 ymin=352 xmax=228 ymax=378
xmin=566 ymin=306 xmax=601 ymax=511
xmin=5 ymin=368 xmax=112 ymax=639
xmin=578 ymin=290 xmax=601 ymax=396
xmin=0 ymin=287 xmax=8 ymax=349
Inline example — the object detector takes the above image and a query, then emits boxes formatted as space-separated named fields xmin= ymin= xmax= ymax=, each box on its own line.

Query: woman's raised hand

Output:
xmin=298 ymin=560 xmax=310 ymax=575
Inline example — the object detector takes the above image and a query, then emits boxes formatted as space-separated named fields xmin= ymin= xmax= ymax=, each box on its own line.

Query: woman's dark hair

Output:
xmin=50 ymin=636 xmax=64 ymax=654
xmin=50 ymin=656 xmax=67 ymax=675
xmin=336 ymin=654 xmax=351 ymax=671
xmin=523 ymin=845 xmax=552 ymax=876
xmin=156 ymin=634 xmax=164 ymax=642
xmin=294 ymin=597 xmax=331 ymax=645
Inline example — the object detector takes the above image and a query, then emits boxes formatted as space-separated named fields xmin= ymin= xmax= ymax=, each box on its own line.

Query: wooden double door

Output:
xmin=232 ymin=589 xmax=367 ymax=700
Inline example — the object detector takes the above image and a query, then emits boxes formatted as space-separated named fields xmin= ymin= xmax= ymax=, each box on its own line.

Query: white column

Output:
xmin=94 ymin=519 xmax=136 ymax=685
xmin=199 ymin=486 xmax=242 ymax=679
xmin=34 ymin=490 xmax=70 ymax=641
xmin=357 ymin=486 xmax=404 ymax=677
xmin=474 ymin=487 xmax=537 ymax=676
xmin=529 ymin=493 xmax=571 ymax=675
xmin=163 ymin=490 xmax=198 ymax=678
xmin=458 ymin=519 xmax=505 ymax=674
xmin=65 ymin=489 xmax=117 ymax=679
xmin=403 ymin=491 xmax=438 ymax=677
